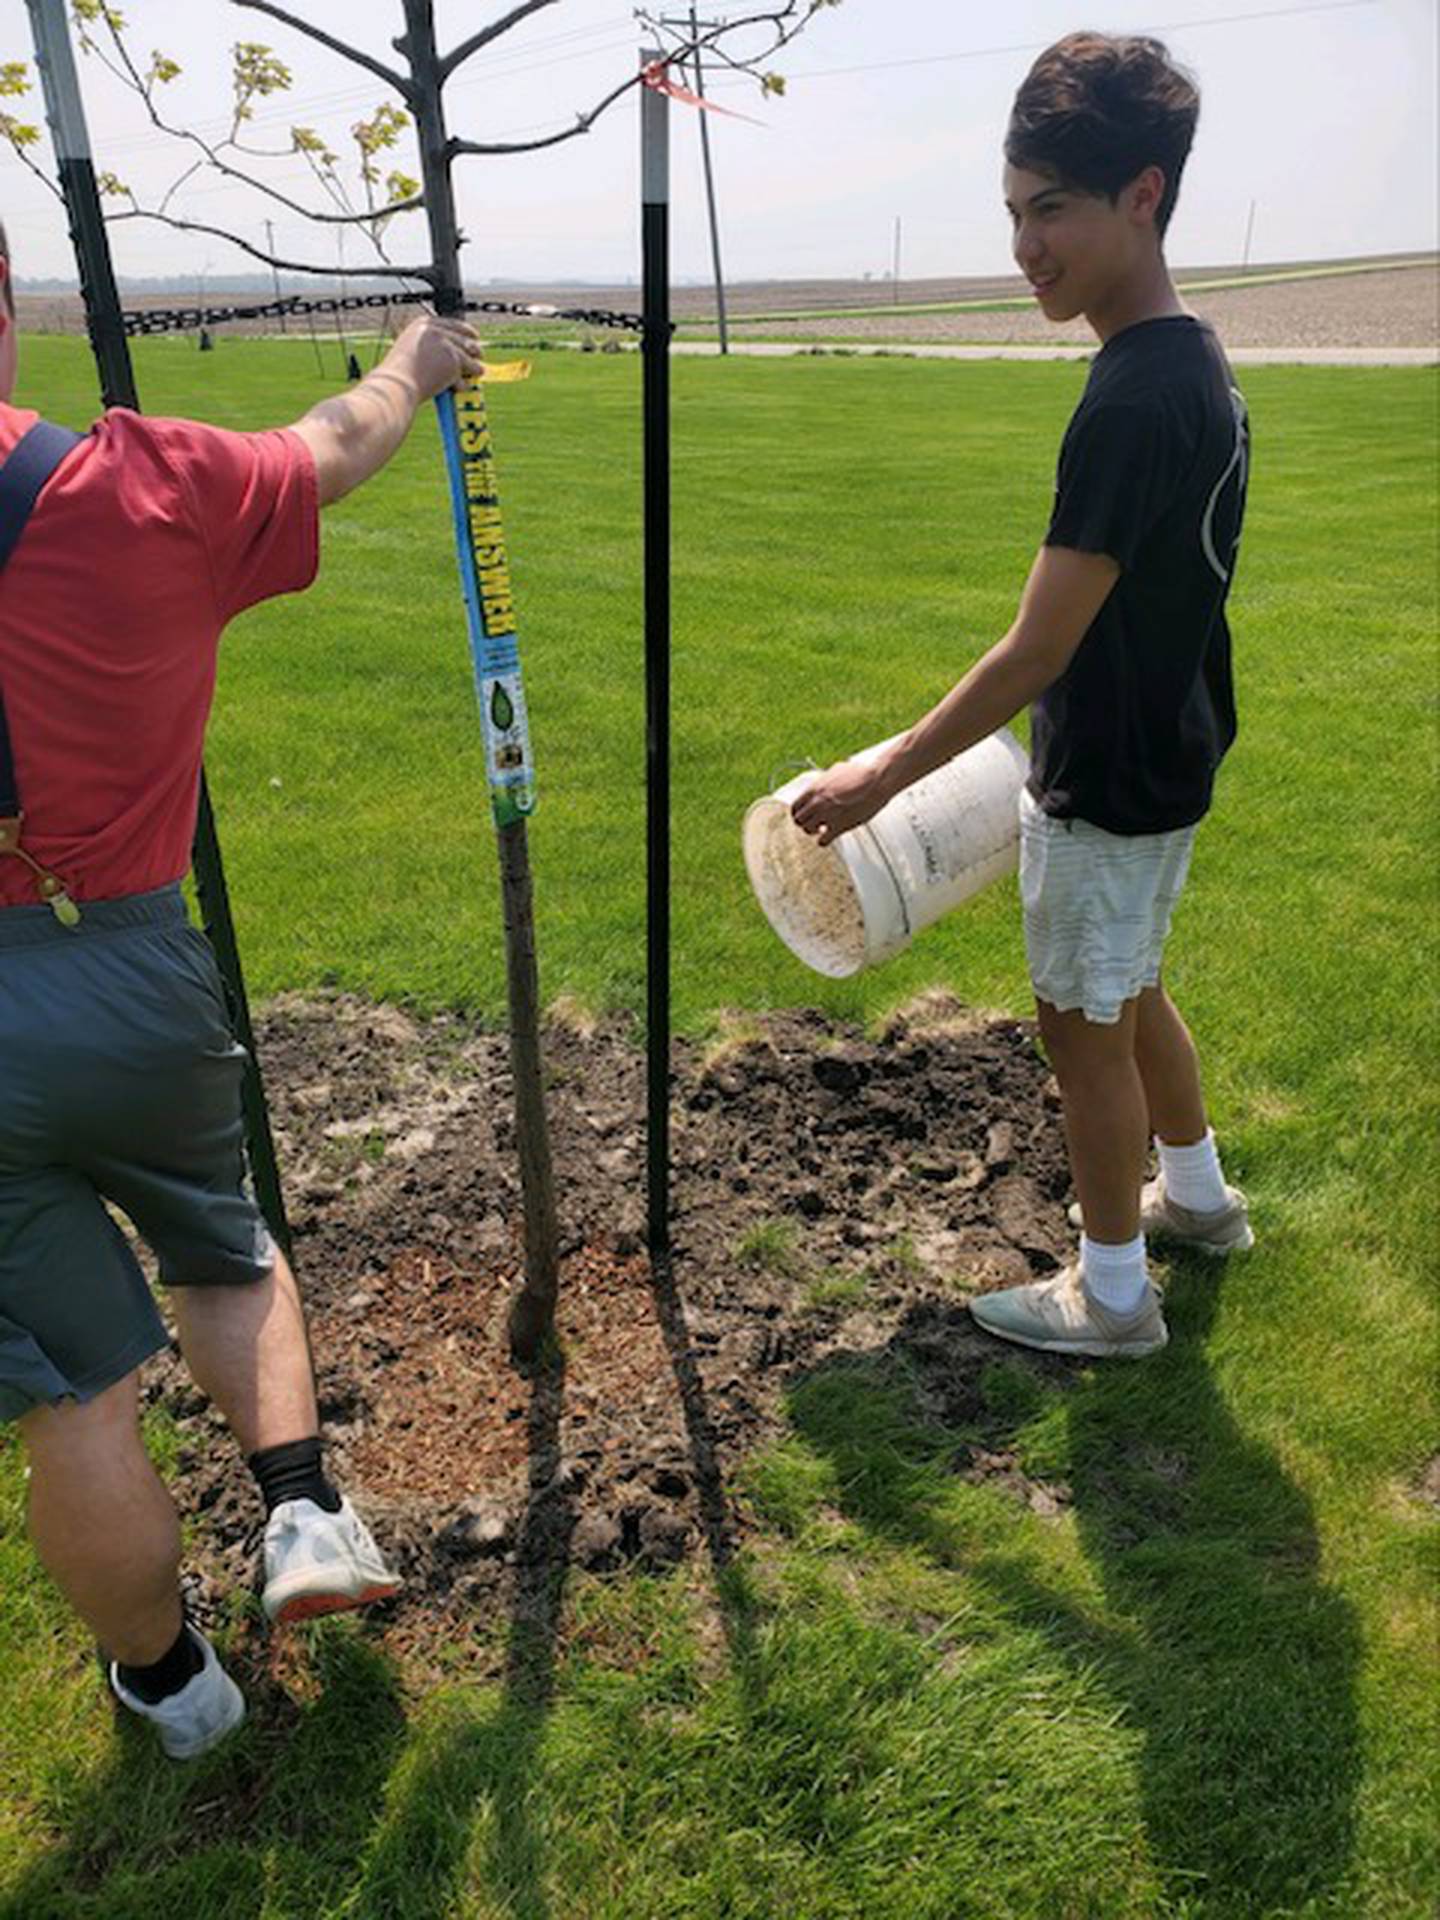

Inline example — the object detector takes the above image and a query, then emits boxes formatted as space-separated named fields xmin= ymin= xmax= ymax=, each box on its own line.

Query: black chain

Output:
xmin=120 ymin=288 xmax=653 ymax=338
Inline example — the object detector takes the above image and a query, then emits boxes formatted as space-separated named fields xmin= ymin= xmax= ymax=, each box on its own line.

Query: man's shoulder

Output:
xmin=0 ymin=402 xmax=43 ymax=460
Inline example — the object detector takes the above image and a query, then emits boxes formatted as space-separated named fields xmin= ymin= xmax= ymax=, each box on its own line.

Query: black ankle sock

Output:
xmin=247 ymin=1435 xmax=342 ymax=1517
xmin=117 ymin=1620 xmax=204 ymax=1705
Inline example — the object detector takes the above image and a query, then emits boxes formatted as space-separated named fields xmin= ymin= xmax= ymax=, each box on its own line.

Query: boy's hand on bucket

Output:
xmin=790 ymin=760 xmax=890 ymax=847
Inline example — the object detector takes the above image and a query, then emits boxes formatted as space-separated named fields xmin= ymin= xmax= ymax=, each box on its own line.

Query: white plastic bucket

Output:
xmin=742 ymin=727 xmax=1029 ymax=977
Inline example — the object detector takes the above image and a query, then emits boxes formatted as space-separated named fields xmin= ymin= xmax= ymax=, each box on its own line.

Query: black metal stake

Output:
xmin=641 ymin=54 xmax=672 ymax=1259
xmin=26 ymin=0 xmax=291 ymax=1256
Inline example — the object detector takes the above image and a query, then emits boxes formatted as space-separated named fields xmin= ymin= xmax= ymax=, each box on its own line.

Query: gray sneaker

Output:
xmin=262 ymin=1495 xmax=402 ymax=1626
xmin=969 ymin=1263 xmax=1168 ymax=1358
xmin=1067 ymin=1174 xmax=1254 ymax=1256
xmin=109 ymin=1627 xmax=245 ymax=1761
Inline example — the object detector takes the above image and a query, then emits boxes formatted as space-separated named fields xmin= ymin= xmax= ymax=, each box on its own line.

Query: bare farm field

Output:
xmin=706 ymin=261 xmax=1440 ymax=350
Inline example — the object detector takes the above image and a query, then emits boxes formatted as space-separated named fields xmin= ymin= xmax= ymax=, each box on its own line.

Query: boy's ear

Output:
xmin=1125 ymin=164 xmax=1167 ymax=231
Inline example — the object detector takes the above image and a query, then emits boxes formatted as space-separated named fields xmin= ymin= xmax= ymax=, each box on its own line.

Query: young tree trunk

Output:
xmin=400 ymin=0 xmax=560 ymax=1363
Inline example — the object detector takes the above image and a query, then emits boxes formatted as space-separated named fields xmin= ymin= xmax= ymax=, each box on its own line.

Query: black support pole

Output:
xmin=641 ymin=55 xmax=672 ymax=1259
xmin=26 ymin=0 xmax=291 ymax=1257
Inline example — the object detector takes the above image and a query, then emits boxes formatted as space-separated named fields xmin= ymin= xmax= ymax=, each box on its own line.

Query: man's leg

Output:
xmin=169 ymin=1252 xmax=400 ymax=1625
xmin=1036 ymin=996 xmax=1148 ymax=1245
xmin=167 ymin=1249 xmax=316 ymax=1458
xmin=19 ymin=1369 xmax=182 ymax=1666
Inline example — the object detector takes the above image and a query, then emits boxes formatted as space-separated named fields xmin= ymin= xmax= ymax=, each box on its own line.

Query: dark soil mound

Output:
xmin=146 ymin=990 xmax=1076 ymax=1681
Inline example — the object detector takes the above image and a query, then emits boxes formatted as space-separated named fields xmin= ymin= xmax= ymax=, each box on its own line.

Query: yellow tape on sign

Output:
xmin=480 ymin=360 xmax=532 ymax=383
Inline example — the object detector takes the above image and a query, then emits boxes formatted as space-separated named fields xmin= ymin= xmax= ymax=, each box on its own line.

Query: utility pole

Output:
xmin=892 ymin=215 xmax=902 ymax=303
xmin=661 ymin=11 xmax=729 ymax=354
xmin=265 ymin=218 xmax=287 ymax=330
xmin=1242 ymin=198 xmax=1257 ymax=274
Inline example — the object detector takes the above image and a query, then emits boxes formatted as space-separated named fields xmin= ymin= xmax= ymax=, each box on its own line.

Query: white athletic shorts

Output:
xmin=1019 ymin=788 xmax=1196 ymax=1025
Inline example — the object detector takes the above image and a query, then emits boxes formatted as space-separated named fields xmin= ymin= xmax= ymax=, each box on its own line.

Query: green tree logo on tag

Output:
xmin=490 ymin=681 xmax=514 ymax=731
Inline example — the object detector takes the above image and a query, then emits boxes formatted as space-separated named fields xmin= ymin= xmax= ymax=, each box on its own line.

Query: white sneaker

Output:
xmin=109 ymin=1628 xmax=245 ymax=1761
xmin=1067 ymin=1174 xmax=1255 ymax=1256
xmin=969 ymin=1263 xmax=1169 ymax=1359
xmin=262 ymin=1495 xmax=402 ymax=1626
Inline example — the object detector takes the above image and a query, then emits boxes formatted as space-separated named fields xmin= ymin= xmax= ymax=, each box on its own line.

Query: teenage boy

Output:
xmin=0 ymin=223 xmax=485 ymax=1758
xmin=792 ymin=32 xmax=1253 ymax=1358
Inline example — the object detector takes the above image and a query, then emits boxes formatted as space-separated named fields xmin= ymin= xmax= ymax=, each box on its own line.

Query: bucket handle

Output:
xmin=769 ymin=755 xmax=819 ymax=793
xmin=854 ymin=818 xmax=914 ymax=940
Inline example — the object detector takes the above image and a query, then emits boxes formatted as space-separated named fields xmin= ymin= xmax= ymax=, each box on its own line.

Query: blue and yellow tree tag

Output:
xmin=436 ymin=376 xmax=536 ymax=827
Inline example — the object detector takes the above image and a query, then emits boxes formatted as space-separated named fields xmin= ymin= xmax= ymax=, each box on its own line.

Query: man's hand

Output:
xmin=289 ymin=312 xmax=487 ymax=507
xmin=790 ymin=756 xmax=893 ymax=846
xmin=384 ymin=312 xmax=486 ymax=402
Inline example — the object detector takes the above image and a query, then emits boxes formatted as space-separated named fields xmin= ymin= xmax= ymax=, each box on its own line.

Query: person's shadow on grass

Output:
xmin=338 ymin=1344 xmax=577 ymax=1920
xmin=784 ymin=1261 xmax=1364 ymax=1914
xmin=325 ymin=1246 xmax=766 ymax=1920
xmin=0 ymin=1619 xmax=409 ymax=1919
xmin=1 ymin=1357 xmax=573 ymax=1920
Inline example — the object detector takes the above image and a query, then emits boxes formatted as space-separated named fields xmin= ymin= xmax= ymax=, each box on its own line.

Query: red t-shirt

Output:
xmin=0 ymin=403 xmax=318 ymax=906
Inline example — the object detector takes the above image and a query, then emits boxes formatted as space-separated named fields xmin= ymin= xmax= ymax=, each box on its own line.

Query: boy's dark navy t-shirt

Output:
xmin=1029 ymin=314 xmax=1248 ymax=835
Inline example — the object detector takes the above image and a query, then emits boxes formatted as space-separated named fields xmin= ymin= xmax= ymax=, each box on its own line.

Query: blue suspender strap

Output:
xmin=0 ymin=421 xmax=82 ymax=570
xmin=0 ymin=421 xmax=85 ymax=919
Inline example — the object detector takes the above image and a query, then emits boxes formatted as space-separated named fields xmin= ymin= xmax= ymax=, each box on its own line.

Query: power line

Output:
xmin=714 ymin=0 xmax=1380 ymax=82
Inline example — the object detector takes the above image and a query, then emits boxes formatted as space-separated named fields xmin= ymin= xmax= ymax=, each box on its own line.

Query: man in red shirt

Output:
xmin=0 ymin=220 xmax=484 ymax=1759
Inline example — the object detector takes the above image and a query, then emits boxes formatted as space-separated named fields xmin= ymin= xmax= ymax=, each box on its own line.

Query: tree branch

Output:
xmin=148 ymin=118 xmax=423 ymax=228
xmin=229 ymin=0 xmax=414 ymax=102
xmin=84 ymin=11 xmax=423 ymax=240
xmin=451 ymin=3 xmax=838 ymax=159
xmin=108 ymin=207 xmax=437 ymax=281
xmin=1 ymin=135 xmax=65 ymax=204
xmin=450 ymin=72 xmax=638 ymax=158
xmin=440 ymin=0 xmax=563 ymax=81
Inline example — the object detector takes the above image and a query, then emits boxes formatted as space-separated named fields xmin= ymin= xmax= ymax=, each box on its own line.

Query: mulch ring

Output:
xmin=145 ymin=988 xmax=1080 ymax=1686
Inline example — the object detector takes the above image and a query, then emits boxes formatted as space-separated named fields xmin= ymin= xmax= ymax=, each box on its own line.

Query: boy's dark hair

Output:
xmin=1006 ymin=33 xmax=1199 ymax=239
xmin=0 ymin=219 xmax=12 ymax=317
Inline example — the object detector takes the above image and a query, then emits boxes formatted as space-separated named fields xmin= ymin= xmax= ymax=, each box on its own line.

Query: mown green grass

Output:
xmin=0 ymin=338 xmax=1436 ymax=1918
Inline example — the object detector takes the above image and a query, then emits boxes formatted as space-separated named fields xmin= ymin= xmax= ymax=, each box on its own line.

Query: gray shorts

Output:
xmin=0 ymin=886 xmax=275 ymax=1423
xmin=1020 ymin=789 xmax=1196 ymax=1024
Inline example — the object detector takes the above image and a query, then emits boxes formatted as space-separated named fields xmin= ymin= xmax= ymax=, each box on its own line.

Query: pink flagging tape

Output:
xmin=642 ymin=60 xmax=765 ymax=126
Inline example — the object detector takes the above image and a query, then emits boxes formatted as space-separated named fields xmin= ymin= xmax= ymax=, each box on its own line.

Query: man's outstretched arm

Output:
xmin=791 ymin=543 xmax=1119 ymax=845
xmin=287 ymin=313 xmax=486 ymax=508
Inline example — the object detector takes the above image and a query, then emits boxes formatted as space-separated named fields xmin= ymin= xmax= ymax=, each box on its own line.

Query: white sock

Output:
xmin=1157 ymin=1129 xmax=1228 ymax=1213
xmin=1080 ymin=1232 xmax=1149 ymax=1315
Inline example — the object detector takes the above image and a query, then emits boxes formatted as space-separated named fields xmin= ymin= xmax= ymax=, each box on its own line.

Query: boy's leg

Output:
xmin=19 ymin=1368 xmax=183 ymax=1666
xmin=1134 ymin=982 xmax=1208 ymax=1145
xmin=1132 ymin=984 xmax=1251 ymax=1240
xmin=1035 ymin=996 xmax=1147 ymax=1243
xmin=968 ymin=991 xmax=1167 ymax=1357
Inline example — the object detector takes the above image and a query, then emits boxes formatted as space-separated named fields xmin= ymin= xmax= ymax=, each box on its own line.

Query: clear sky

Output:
xmin=4 ymin=0 xmax=1436 ymax=287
